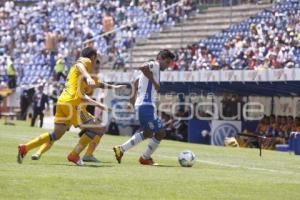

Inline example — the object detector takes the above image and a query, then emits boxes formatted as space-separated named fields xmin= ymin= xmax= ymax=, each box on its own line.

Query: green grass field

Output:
xmin=0 ymin=121 xmax=300 ymax=200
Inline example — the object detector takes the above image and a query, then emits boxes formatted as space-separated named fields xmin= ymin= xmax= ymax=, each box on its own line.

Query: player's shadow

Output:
xmin=28 ymin=163 xmax=113 ymax=168
xmin=98 ymin=161 xmax=114 ymax=164
xmin=65 ymin=163 xmax=114 ymax=168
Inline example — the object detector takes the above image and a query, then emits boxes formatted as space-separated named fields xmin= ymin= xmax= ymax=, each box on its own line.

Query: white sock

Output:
xmin=142 ymin=137 xmax=160 ymax=159
xmin=120 ymin=131 xmax=144 ymax=152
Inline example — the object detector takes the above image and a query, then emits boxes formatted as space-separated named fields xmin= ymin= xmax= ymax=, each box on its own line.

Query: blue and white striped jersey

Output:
xmin=134 ymin=60 xmax=160 ymax=107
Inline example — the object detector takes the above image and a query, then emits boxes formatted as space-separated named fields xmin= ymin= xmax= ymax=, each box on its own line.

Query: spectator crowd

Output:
xmin=172 ymin=1 xmax=300 ymax=71
xmin=0 ymin=0 xmax=197 ymax=86
xmin=239 ymin=114 xmax=300 ymax=149
xmin=1 ymin=0 xmax=297 ymax=87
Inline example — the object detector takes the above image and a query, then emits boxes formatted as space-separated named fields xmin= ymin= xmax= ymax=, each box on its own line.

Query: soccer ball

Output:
xmin=178 ymin=150 xmax=196 ymax=167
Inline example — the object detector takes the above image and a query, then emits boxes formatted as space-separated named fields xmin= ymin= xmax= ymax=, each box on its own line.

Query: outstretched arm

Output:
xmin=82 ymin=94 xmax=111 ymax=112
xmin=97 ymin=82 xmax=127 ymax=90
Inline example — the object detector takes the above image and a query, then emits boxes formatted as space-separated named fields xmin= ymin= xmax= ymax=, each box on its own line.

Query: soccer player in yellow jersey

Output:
xmin=17 ymin=47 xmax=124 ymax=165
xmin=30 ymin=72 xmax=107 ymax=162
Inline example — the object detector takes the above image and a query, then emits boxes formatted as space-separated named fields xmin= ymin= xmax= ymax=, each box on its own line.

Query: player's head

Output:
xmin=157 ymin=49 xmax=175 ymax=69
xmin=81 ymin=47 xmax=98 ymax=64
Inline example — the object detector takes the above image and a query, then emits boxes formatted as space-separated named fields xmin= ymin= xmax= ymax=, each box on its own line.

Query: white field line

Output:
xmin=3 ymin=134 xmax=298 ymax=175
xmin=149 ymin=154 xmax=295 ymax=175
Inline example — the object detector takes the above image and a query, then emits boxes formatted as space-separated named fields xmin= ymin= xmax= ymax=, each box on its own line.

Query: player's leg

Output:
xmin=31 ymin=142 xmax=54 ymax=160
xmin=113 ymin=105 xmax=154 ymax=164
xmin=83 ymin=133 xmax=102 ymax=162
xmin=71 ymin=127 xmax=105 ymax=156
xmin=30 ymin=103 xmax=72 ymax=160
xmin=117 ymin=130 xmax=147 ymax=153
xmin=68 ymin=126 xmax=105 ymax=166
xmin=113 ymin=130 xmax=151 ymax=164
xmin=77 ymin=129 xmax=102 ymax=162
xmin=140 ymin=128 xmax=166 ymax=165
xmin=138 ymin=113 xmax=165 ymax=165
xmin=30 ymin=123 xmax=68 ymax=161
xmin=17 ymin=123 xmax=68 ymax=164
xmin=121 ymin=130 xmax=153 ymax=152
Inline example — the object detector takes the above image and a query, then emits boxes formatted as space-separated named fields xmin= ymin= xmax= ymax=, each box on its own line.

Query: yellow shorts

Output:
xmin=54 ymin=102 xmax=93 ymax=128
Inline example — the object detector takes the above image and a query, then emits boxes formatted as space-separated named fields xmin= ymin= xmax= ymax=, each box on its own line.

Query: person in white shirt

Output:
xmin=113 ymin=49 xmax=175 ymax=165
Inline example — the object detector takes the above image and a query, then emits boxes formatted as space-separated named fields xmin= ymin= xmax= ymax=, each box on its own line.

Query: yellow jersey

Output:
xmin=58 ymin=57 xmax=95 ymax=105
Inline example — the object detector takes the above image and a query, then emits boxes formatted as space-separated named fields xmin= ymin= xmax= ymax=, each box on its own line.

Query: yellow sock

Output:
xmin=85 ymin=135 xmax=102 ymax=156
xmin=70 ymin=134 xmax=92 ymax=156
xmin=36 ymin=142 xmax=54 ymax=155
xmin=25 ymin=132 xmax=50 ymax=152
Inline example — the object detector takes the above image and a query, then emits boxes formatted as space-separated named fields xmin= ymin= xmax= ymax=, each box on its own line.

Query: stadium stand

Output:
xmin=0 ymin=0 xmax=272 ymax=85
xmin=171 ymin=0 xmax=300 ymax=70
xmin=0 ymin=0 xmax=197 ymax=85
xmin=127 ymin=3 xmax=271 ymax=69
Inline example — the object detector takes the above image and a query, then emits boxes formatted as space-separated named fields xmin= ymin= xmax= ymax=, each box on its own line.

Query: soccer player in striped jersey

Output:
xmin=113 ymin=49 xmax=175 ymax=165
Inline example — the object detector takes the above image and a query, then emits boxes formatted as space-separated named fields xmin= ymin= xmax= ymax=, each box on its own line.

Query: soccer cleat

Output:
xmin=82 ymin=155 xmax=100 ymax=163
xmin=113 ymin=146 xmax=123 ymax=164
xmin=139 ymin=156 xmax=155 ymax=165
xmin=17 ymin=144 xmax=27 ymax=164
xmin=31 ymin=153 xmax=41 ymax=160
xmin=67 ymin=154 xmax=85 ymax=166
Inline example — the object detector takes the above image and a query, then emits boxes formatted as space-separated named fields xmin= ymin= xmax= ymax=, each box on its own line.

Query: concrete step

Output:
xmin=132 ymin=43 xmax=196 ymax=51
xmin=148 ymin=32 xmax=212 ymax=40
xmin=135 ymin=31 xmax=222 ymax=47
xmin=131 ymin=51 xmax=167 ymax=57
xmin=186 ymin=10 xmax=262 ymax=22
xmin=125 ymin=61 xmax=148 ymax=69
xmin=206 ymin=4 xmax=270 ymax=12
xmin=173 ymin=17 xmax=247 ymax=27
xmin=137 ymin=35 xmax=215 ymax=46
xmin=158 ymin=24 xmax=230 ymax=34
xmin=129 ymin=61 xmax=155 ymax=69
xmin=135 ymin=8 xmax=268 ymax=45
xmin=130 ymin=49 xmax=179 ymax=59
xmin=130 ymin=57 xmax=159 ymax=63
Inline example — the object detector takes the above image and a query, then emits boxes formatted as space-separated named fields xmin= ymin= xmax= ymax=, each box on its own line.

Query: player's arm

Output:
xmin=82 ymin=94 xmax=111 ymax=112
xmin=76 ymin=62 xmax=96 ymax=86
xmin=140 ymin=64 xmax=160 ymax=91
xmin=96 ymin=82 xmax=126 ymax=90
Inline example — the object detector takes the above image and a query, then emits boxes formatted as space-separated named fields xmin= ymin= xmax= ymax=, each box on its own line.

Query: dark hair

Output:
xmin=157 ymin=49 xmax=175 ymax=60
xmin=81 ymin=47 xmax=97 ymax=59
